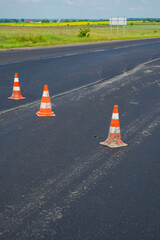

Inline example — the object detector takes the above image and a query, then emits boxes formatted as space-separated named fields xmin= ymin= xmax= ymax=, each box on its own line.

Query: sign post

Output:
xmin=110 ymin=17 xmax=127 ymax=35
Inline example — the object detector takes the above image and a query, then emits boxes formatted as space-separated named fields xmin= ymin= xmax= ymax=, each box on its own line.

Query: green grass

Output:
xmin=0 ymin=24 xmax=160 ymax=49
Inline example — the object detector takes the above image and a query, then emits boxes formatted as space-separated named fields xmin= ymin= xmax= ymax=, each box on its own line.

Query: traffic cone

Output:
xmin=100 ymin=105 xmax=127 ymax=148
xmin=8 ymin=73 xmax=25 ymax=100
xmin=36 ymin=85 xmax=55 ymax=117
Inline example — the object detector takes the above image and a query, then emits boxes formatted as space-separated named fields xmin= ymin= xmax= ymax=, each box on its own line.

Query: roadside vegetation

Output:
xmin=0 ymin=21 xmax=160 ymax=49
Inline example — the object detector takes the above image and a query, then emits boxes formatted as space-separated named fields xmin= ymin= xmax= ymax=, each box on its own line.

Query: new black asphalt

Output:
xmin=0 ymin=39 xmax=160 ymax=240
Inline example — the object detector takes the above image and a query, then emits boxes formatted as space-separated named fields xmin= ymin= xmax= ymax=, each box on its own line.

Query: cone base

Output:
xmin=8 ymin=95 xmax=26 ymax=100
xmin=100 ymin=141 xmax=128 ymax=148
xmin=36 ymin=111 xmax=56 ymax=117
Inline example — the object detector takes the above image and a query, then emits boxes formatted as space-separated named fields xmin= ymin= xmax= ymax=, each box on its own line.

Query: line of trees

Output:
xmin=0 ymin=19 xmax=57 ymax=23
xmin=0 ymin=18 xmax=160 ymax=23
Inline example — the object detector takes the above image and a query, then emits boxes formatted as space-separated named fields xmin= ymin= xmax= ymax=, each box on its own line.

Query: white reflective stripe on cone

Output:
xmin=14 ymin=78 xmax=19 ymax=82
xmin=13 ymin=86 xmax=20 ymax=91
xmin=43 ymin=91 xmax=49 ymax=97
xmin=40 ymin=102 xmax=51 ymax=109
xmin=109 ymin=127 xmax=120 ymax=133
xmin=112 ymin=113 xmax=119 ymax=120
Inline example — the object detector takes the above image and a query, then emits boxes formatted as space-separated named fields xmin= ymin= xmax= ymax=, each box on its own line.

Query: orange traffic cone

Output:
xmin=100 ymin=105 xmax=127 ymax=148
xmin=36 ymin=85 xmax=55 ymax=117
xmin=8 ymin=73 xmax=25 ymax=100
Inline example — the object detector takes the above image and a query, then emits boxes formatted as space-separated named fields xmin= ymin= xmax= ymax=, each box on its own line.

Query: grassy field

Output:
xmin=1 ymin=20 xmax=160 ymax=27
xmin=0 ymin=22 xmax=160 ymax=49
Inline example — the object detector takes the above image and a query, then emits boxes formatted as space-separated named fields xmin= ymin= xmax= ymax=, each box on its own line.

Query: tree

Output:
xmin=42 ymin=19 xmax=50 ymax=23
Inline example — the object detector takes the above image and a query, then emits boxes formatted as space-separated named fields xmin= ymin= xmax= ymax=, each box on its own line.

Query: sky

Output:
xmin=0 ymin=0 xmax=159 ymax=19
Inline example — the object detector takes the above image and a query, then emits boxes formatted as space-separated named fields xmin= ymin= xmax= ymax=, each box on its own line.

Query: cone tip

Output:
xmin=44 ymin=85 xmax=48 ymax=91
xmin=113 ymin=105 xmax=119 ymax=113
xmin=15 ymin=73 xmax=18 ymax=78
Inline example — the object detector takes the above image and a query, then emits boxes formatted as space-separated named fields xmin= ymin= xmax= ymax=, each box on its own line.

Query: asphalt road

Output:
xmin=0 ymin=39 xmax=160 ymax=240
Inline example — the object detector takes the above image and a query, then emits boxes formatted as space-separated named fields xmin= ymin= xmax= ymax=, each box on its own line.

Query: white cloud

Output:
xmin=96 ymin=7 xmax=111 ymax=11
xmin=129 ymin=7 xmax=145 ymax=11
xmin=65 ymin=0 xmax=87 ymax=6
xmin=129 ymin=8 xmax=135 ymax=11
xmin=65 ymin=0 xmax=73 ymax=5
xmin=113 ymin=0 xmax=121 ymax=4
xmin=20 ymin=0 xmax=40 ymax=3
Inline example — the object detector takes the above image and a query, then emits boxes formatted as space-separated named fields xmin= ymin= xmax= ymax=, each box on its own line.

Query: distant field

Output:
xmin=0 ymin=22 xmax=160 ymax=49
xmin=1 ymin=20 xmax=160 ymax=27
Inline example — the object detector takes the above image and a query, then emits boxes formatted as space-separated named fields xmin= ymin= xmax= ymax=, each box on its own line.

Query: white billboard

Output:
xmin=110 ymin=17 xmax=127 ymax=26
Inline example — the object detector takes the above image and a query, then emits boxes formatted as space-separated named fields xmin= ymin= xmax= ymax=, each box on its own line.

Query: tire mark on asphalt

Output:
xmin=1 ymin=103 xmax=160 ymax=239
xmin=20 ymin=115 xmax=160 ymax=240
xmin=1 ymin=58 xmax=160 ymax=239
xmin=0 ymin=57 xmax=159 ymax=116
